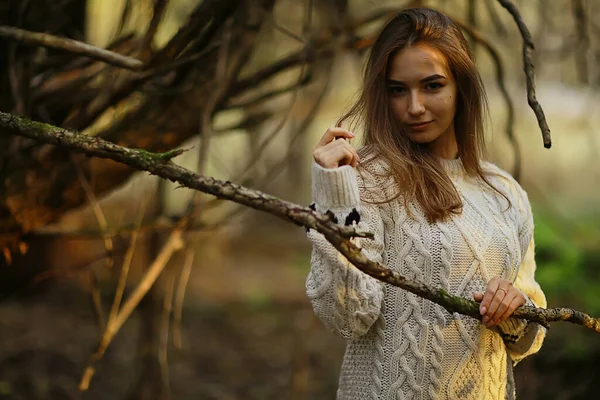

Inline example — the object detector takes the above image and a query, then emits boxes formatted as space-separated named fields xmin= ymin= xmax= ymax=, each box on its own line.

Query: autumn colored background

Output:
xmin=1 ymin=0 xmax=599 ymax=398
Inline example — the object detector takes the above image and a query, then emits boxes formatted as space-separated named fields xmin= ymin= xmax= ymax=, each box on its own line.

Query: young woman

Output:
xmin=306 ymin=7 xmax=546 ymax=400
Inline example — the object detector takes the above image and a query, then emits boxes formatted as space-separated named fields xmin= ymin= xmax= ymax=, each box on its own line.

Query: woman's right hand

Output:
xmin=312 ymin=127 xmax=360 ymax=169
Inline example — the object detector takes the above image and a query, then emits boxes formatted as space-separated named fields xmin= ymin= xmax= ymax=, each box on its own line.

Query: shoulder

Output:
xmin=480 ymin=161 xmax=529 ymax=201
xmin=481 ymin=161 xmax=533 ymax=229
xmin=481 ymin=161 xmax=518 ymax=187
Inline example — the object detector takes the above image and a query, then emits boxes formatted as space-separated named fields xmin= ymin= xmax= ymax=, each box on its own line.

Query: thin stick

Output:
xmin=106 ymin=197 xmax=148 ymax=327
xmin=78 ymin=229 xmax=184 ymax=391
xmin=71 ymin=156 xmax=111 ymax=333
xmin=89 ymin=271 xmax=106 ymax=334
xmin=173 ymin=247 xmax=195 ymax=349
xmin=484 ymin=0 xmax=508 ymax=36
xmin=73 ymin=156 xmax=115 ymax=270
xmin=571 ymin=0 xmax=589 ymax=84
xmin=159 ymin=264 xmax=176 ymax=400
xmin=141 ymin=0 xmax=169 ymax=58
xmin=0 ymin=25 xmax=144 ymax=70
xmin=496 ymin=0 xmax=552 ymax=148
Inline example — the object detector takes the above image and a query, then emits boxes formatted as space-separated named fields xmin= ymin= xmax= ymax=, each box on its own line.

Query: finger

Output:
xmin=317 ymin=127 xmax=355 ymax=147
xmin=495 ymin=295 xmax=525 ymax=325
xmin=472 ymin=292 xmax=483 ymax=302
xmin=484 ymin=288 xmax=509 ymax=325
xmin=480 ymin=278 xmax=500 ymax=316
xmin=334 ymin=145 xmax=355 ymax=167
xmin=316 ymin=140 xmax=357 ymax=168
xmin=330 ymin=138 xmax=360 ymax=166
xmin=489 ymin=292 xmax=516 ymax=326
xmin=483 ymin=293 xmax=502 ymax=326
xmin=485 ymin=284 xmax=513 ymax=326
xmin=346 ymin=142 xmax=361 ymax=166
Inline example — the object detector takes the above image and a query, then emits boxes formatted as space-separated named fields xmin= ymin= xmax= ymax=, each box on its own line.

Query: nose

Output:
xmin=407 ymin=91 xmax=425 ymax=117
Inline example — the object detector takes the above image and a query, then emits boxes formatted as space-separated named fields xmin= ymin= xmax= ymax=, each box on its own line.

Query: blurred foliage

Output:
xmin=534 ymin=204 xmax=600 ymax=315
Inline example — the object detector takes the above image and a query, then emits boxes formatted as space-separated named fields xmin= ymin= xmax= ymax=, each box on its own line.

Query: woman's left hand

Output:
xmin=472 ymin=276 xmax=526 ymax=328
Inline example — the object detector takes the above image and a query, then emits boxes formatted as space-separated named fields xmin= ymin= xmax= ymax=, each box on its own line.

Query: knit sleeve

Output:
xmin=496 ymin=185 xmax=547 ymax=365
xmin=306 ymin=162 xmax=385 ymax=339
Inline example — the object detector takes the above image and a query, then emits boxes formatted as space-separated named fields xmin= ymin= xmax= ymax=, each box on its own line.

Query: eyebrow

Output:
xmin=387 ymin=74 xmax=447 ymax=85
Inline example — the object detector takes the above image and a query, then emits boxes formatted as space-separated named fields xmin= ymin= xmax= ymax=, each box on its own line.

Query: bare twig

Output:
xmin=137 ymin=41 xmax=221 ymax=80
xmin=5 ymin=113 xmax=600 ymax=335
xmin=72 ymin=156 xmax=115 ymax=269
xmin=79 ymin=229 xmax=184 ymax=391
xmin=115 ymin=0 xmax=134 ymax=38
xmin=483 ymin=0 xmax=508 ymax=36
xmin=0 ymin=25 xmax=144 ymax=70
xmin=228 ymin=40 xmax=325 ymax=97
xmin=159 ymin=263 xmax=176 ymax=400
xmin=274 ymin=21 xmax=306 ymax=44
xmin=173 ymin=247 xmax=194 ymax=349
xmin=72 ymin=155 xmax=111 ymax=334
xmin=496 ymin=0 xmax=552 ymax=148
xmin=89 ymin=271 xmax=106 ymax=334
xmin=467 ymin=0 xmax=478 ymax=59
xmin=106 ymin=198 xmax=148 ymax=327
xmin=141 ymin=0 xmax=169 ymax=59
xmin=149 ymin=0 xmax=239 ymax=66
xmin=571 ymin=0 xmax=589 ymax=84
xmin=225 ymin=73 xmax=312 ymax=110
xmin=8 ymin=0 xmax=31 ymax=115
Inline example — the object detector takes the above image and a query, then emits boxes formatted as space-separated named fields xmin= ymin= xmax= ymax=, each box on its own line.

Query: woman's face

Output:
xmin=387 ymin=43 xmax=458 ymax=157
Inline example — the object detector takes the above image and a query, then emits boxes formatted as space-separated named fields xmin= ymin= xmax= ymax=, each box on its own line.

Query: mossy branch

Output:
xmin=2 ymin=111 xmax=599 ymax=334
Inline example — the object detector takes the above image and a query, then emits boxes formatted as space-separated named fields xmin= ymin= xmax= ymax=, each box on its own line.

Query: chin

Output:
xmin=407 ymin=133 xmax=440 ymax=145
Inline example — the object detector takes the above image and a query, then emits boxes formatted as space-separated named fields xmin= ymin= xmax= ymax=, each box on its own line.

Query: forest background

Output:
xmin=0 ymin=0 xmax=599 ymax=398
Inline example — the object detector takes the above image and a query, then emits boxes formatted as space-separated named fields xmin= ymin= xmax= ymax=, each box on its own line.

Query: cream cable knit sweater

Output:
xmin=306 ymin=154 xmax=546 ymax=400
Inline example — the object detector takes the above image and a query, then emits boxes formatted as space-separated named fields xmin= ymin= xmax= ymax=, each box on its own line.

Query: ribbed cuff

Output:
xmin=312 ymin=162 xmax=360 ymax=209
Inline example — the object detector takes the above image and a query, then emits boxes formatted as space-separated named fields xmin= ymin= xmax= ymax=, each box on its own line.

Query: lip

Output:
xmin=407 ymin=121 xmax=432 ymax=131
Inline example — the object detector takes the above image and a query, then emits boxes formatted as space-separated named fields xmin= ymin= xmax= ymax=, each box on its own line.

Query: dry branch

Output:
xmin=3 ymin=112 xmax=600 ymax=335
xmin=0 ymin=25 xmax=144 ymax=70
xmin=79 ymin=229 xmax=184 ymax=391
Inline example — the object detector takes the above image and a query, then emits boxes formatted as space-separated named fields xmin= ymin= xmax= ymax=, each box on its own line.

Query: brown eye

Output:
xmin=389 ymin=86 xmax=405 ymax=95
xmin=426 ymin=82 xmax=443 ymax=90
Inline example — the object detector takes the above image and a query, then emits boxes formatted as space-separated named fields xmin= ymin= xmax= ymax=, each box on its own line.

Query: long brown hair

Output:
xmin=339 ymin=7 xmax=510 ymax=222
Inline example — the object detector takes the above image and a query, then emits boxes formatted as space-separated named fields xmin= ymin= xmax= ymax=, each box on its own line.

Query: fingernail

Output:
xmin=480 ymin=307 xmax=486 ymax=315
xmin=349 ymin=132 xmax=355 ymax=137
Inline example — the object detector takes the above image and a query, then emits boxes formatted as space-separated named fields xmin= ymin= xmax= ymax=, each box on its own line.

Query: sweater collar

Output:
xmin=438 ymin=157 xmax=464 ymax=176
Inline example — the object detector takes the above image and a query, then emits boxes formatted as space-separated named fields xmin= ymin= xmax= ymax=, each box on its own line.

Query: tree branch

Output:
xmin=0 ymin=25 xmax=144 ymax=71
xmin=3 ymin=112 xmax=600 ymax=334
